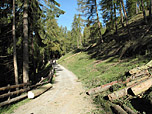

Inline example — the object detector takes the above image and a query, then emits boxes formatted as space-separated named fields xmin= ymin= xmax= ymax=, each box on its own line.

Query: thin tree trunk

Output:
xmin=95 ymin=0 xmax=103 ymax=43
xmin=114 ymin=1 xmax=118 ymax=33
xmin=150 ymin=0 xmax=152 ymax=19
xmin=136 ymin=2 xmax=139 ymax=14
xmin=119 ymin=3 xmax=124 ymax=27
xmin=23 ymin=0 xmax=29 ymax=83
xmin=77 ymin=36 xmax=79 ymax=48
xmin=79 ymin=33 xmax=82 ymax=46
xmin=141 ymin=0 xmax=147 ymax=23
xmin=13 ymin=0 xmax=19 ymax=85
xmin=120 ymin=0 xmax=128 ymax=26
xmin=121 ymin=0 xmax=134 ymax=40
xmin=31 ymin=32 xmax=36 ymax=83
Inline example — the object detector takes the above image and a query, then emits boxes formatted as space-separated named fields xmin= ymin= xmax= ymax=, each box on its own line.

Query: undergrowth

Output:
xmin=0 ymin=99 xmax=30 ymax=114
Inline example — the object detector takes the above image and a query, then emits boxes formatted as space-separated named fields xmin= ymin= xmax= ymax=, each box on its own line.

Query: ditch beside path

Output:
xmin=12 ymin=64 xmax=96 ymax=114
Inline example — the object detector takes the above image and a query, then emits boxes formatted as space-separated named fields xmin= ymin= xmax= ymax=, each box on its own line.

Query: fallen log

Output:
xmin=108 ymin=79 xmax=144 ymax=101
xmin=111 ymin=103 xmax=128 ymax=114
xmin=126 ymin=76 xmax=150 ymax=87
xmin=0 ymin=94 xmax=27 ymax=107
xmin=28 ymin=83 xmax=52 ymax=99
xmin=108 ymin=87 xmax=128 ymax=101
xmin=129 ymin=68 xmax=149 ymax=75
xmin=129 ymin=60 xmax=152 ymax=75
xmin=86 ymin=85 xmax=111 ymax=95
xmin=86 ymin=78 xmax=131 ymax=95
xmin=122 ymin=104 xmax=136 ymax=114
xmin=130 ymin=77 xmax=152 ymax=96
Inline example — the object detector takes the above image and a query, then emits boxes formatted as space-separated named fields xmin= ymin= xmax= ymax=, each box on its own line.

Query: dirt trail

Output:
xmin=12 ymin=64 xmax=96 ymax=114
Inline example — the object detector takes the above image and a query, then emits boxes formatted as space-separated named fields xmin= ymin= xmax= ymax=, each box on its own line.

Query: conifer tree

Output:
xmin=13 ymin=0 xmax=19 ymax=85
xmin=23 ymin=0 xmax=29 ymax=83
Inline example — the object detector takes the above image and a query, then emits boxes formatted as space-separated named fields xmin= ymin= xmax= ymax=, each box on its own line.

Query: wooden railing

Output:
xmin=0 ymin=68 xmax=55 ymax=107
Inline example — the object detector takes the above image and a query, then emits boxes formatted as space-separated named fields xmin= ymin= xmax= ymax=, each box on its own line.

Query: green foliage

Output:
xmin=126 ymin=0 xmax=137 ymax=17
xmin=71 ymin=14 xmax=83 ymax=49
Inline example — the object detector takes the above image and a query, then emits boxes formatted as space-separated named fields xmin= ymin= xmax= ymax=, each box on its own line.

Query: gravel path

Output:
xmin=12 ymin=64 xmax=96 ymax=114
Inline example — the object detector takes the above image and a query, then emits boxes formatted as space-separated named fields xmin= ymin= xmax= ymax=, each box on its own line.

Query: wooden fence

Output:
xmin=0 ymin=68 xmax=55 ymax=107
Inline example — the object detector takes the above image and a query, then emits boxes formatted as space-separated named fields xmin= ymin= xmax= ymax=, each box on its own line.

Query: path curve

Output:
xmin=12 ymin=64 xmax=95 ymax=114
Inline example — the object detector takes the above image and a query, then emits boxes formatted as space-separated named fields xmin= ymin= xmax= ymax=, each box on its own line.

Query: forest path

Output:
xmin=12 ymin=64 xmax=96 ymax=114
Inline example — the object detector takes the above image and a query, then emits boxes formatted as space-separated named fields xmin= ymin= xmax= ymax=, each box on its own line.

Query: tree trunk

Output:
xmin=23 ymin=0 xmax=29 ymax=83
xmin=150 ymin=0 xmax=152 ymax=19
xmin=130 ymin=77 xmax=152 ymax=96
xmin=111 ymin=103 xmax=128 ymax=114
xmin=77 ymin=36 xmax=79 ymax=48
xmin=0 ymin=94 xmax=28 ymax=107
xmin=95 ymin=0 xmax=103 ymax=43
xmin=136 ymin=2 xmax=139 ymax=14
xmin=79 ymin=33 xmax=82 ymax=46
xmin=114 ymin=1 xmax=118 ymax=33
xmin=28 ymin=83 xmax=52 ymax=99
xmin=141 ymin=0 xmax=147 ymax=23
xmin=120 ymin=0 xmax=128 ymax=26
xmin=13 ymin=0 xmax=19 ymax=85
xmin=122 ymin=104 xmax=136 ymax=114
xmin=119 ymin=2 xmax=124 ymax=27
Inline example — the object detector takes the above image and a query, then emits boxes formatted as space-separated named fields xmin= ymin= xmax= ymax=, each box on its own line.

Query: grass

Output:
xmin=58 ymin=52 xmax=149 ymax=89
xmin=0 ymin=98 xmax=30 ymax=114
xmin=58 ymin=51 xmax=151 ymax=113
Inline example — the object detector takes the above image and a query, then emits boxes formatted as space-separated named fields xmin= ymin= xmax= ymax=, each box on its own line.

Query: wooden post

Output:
xmin=7 ymin=84 xmax=10 ymax=101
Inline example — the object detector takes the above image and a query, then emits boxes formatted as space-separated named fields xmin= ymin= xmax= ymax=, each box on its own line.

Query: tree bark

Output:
xmin=0 ymin=94 xmax=27 ymax=107
xmin=114 ymin=1 xmax=118 ymax=33
xmin=130 ymin=77 xmax=152 ymax=96
xmin=111 ymin=103 xmax=128 ymax=114
xmin=126 ymin=76 xmax=150 ymax=87
xmin=150 ymin=0 xmax=152 ymax=19
xmin=120 ymin=0 xmax=128 ymax=26
xmin=23 ymin=0 xmax=29 ymax=83
xmin=119 ymin=2 xmax=124 ymax=27
xmin=108 ymin=87 xmax=128 ymax=101
xmin=141 ymin=0 xmax=147 ymax=23
xmin=0 ymin=88 xmax=30 ymax=99
xmin=136 ymin=2 xmax=139 ymax=14
xmin=0 ymin=83 xmax=29 ymax=91
xmin=122 ymin=104 xmax=136 ymax=114
xmin=13 ymin=0 xmax=19 ymax=85
xmin=95 ymin=0 xmax=103 ymax=43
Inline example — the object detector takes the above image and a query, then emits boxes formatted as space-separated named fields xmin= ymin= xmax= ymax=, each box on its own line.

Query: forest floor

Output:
xmin=11 ymin=64 xmax=96 ymax=114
